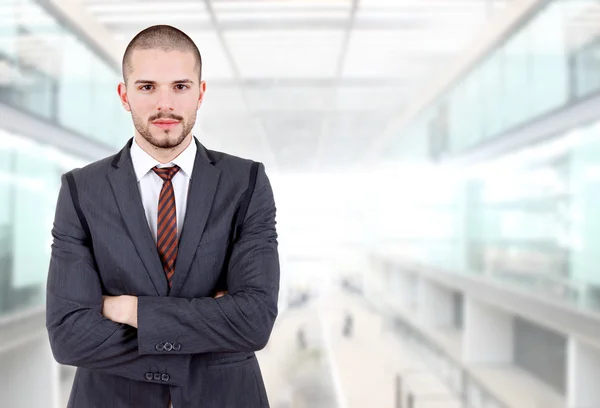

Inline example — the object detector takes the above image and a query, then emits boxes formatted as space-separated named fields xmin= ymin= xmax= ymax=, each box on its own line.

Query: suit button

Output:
xmin=145 ymin=372 xmax=153 ymax=381
xmin=161 ymin=373 xmax=170 ymax=382
xmin=164 ymin=342 xmax=173 ymax=351
xmin=155 ymin=343 xmax=164 ymax=352
xmin=153 ymin=372 xmax=161 ymax=381
xmin=173 ymin=342 xmax=181 ymax=351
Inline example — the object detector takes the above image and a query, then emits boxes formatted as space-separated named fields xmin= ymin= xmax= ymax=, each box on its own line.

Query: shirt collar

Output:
xmin=130 ymin=137 xmax=197 ymax=182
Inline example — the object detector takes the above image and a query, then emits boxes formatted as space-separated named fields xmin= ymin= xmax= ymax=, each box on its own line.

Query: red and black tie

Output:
xmin=153 ymin=165 xmax=180 ymax=287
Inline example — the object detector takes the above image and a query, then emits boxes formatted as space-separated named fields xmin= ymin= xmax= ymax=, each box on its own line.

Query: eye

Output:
xmin=140 ymin=85 xmax=153 ymax=91
xmin=175 ymin=84 xmax=189 ymax=90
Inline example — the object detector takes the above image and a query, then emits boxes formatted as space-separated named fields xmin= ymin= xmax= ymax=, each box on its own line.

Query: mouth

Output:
xmin=152 ymin=120 xmax=180 ymax=130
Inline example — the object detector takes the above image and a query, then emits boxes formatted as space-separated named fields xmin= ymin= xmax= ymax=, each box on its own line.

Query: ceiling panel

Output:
xmin=211 ymin=0 xmax=352 ymax=30
xmin=188 ymin=32 xmax=235 ymax=80
xmin=333 ymin=85 xmax=411 ymax=111
xmin=342 ymin=29 xmax=479 ymax=78
xmin=317 ymin=112 xmax=393 ymax=169
xmin=224 ymin=30 xmax=345 ymax=79
xmin=243 ymin=86 xmax=332 ymax=112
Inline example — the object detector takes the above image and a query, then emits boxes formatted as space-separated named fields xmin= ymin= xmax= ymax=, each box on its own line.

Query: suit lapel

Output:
xmin=170 ymin=139 xmax=221 ymax=296
xmin=107 ymin=139 xmax=167 ymax=296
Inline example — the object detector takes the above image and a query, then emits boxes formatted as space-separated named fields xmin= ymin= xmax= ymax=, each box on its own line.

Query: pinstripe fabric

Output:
xmin=153 ymin=165 xmax=180 ymax=287
xmin=47 ymin=138 xmax=278 ymax=407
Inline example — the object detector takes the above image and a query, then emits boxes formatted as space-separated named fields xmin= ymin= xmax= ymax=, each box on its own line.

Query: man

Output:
xmin=46 ymin=25 xmax=279 ymax=407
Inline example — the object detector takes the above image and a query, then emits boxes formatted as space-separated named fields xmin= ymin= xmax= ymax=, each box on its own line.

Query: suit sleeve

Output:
xmin=136 ymin=162 xmax=280 ymax=355
xmin=46 ymin=174 xmax=190 ymax=386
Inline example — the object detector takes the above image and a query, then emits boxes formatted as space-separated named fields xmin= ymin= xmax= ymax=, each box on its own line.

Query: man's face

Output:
xmin=118 ymin=48 xmax=205 ymax=149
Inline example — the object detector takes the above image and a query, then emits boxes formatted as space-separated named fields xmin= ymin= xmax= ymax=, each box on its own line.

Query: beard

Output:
xmin=132 ymin=110 xmax=197 ymax=149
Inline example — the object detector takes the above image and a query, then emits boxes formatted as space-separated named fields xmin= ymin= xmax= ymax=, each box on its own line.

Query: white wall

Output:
xmin=567 ymin=338 xmax=600 ymax=408
xmin=463 ymin=297 xmax=514 ymax=364
xmin=417 ymin=279 xmax=454 ymax=327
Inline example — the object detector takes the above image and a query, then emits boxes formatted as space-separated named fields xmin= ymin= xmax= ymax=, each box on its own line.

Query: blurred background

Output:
xmin=2 ymin=0 xmax=600 ymax=407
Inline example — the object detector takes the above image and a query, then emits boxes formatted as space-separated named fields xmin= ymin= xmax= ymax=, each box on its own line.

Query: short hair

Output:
xmin=122 ymin=25 xmax=202 ymax=84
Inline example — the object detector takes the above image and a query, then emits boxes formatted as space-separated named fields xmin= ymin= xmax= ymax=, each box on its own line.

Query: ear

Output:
xmin=197 ymin=80 xmax=206 ymax=110
xmin=117 ymin=82 xmax=131 ymax=112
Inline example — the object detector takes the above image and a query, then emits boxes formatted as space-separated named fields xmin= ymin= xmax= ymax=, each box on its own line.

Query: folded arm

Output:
xmin=46 ymin=174 xmax=189 ymax=386
xmin=137 ymin=163 xmax=280 ymax=355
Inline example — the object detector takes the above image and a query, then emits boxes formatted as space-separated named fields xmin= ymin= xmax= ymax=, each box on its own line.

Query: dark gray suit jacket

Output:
xmin=46 ymin=137 xmax=279 ymax=407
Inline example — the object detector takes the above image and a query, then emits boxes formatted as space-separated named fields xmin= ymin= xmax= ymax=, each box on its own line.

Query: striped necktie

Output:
xmin=152 ymin=165 xmax=180 ymax=287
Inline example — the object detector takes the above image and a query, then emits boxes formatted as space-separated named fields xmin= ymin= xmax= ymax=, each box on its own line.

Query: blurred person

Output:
xmin=45 ymin=25 xmax=279 ymax=408
xmin=343 ymin=312 xmax=353 ymax=338
xmin=296 ymin=325 xmax=306 ymax=350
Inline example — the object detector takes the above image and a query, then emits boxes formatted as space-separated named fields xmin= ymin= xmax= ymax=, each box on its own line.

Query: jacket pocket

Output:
xmin=203 ymin=354 xmax=265 ymax=407
xmin=206 ymin=353 xmax=256 ymax=370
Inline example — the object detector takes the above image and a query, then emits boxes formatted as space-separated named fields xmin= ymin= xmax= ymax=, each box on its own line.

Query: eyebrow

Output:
xmin=134 ymin=79 xmax=195 ymax=85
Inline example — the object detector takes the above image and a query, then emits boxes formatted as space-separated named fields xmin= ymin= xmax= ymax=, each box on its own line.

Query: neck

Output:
xmin=135 ymin=134 xmax=193 ymax=164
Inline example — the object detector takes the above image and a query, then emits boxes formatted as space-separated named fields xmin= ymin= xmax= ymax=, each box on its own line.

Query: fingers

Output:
xmin=214 ymin=291 xmax=228 ymax=299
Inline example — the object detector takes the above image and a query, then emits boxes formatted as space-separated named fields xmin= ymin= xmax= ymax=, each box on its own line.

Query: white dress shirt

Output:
xmin=130 ymin=137 xmax=197 ymax=243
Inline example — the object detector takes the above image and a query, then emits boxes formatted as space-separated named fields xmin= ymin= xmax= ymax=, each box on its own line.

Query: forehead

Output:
xmin=128 ymin=48 xmax=197 ymax=79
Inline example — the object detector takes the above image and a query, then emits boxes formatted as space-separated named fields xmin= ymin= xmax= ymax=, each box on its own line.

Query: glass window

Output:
xmin=455 ymin=120 xmax=600 ymax=312
xmin=13 ymin=1 xmax=62 ymax=120
xmin=467 ymin=159 xmax=570 ymax=284
xmin=0 ymin=129 xmax=88 ymax=317
xmin=502 ymin=23 xmax=532 ymax=129
xmin=0 ymin=134 xmax=12 ymax=315
xmin=462 ymin=67 xmax=483 ymax=149
xmin=385 ymin=0 xmax=600 ymax=159
xmin=572 ymin=40 xmax=600 ymax=99
xmin=91 ymin=53 xmax=116 ymax=143
xmin=12 ymin=143 xmax=59 ymax=289
xmin=567 ymin=122 xmax=600 ymax=310
xmin=448 ymin=78 xmax=481 ymax=154
xmin=563 ymin=0 xmax=600 ymax=99
xmin=447 ymin=83 xmax=464 ymax=153
xmin=529 ymin=1 xmax=568 ymax=117
xmin=0 ymin=0 xmax=18 ymax=60
xmin=480 ymin=50 xmax=504 ymax=140
xmin=0 ymin=0 xmax=124 ymax=148
xmin=57 ymin=35 xmax=92 ymax=137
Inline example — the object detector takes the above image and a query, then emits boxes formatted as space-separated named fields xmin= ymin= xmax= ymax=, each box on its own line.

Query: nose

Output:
xmin=155 ymin=88 xmax=174 ymax=111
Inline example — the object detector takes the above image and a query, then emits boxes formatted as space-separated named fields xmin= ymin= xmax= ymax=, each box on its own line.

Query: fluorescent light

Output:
xmin=217 ymin=11 xmax=350 ymax=22
xmin=226 ymin=30 xmax=344 ymax=78
xmin=357 ymin=10 xmax=486 ymax=20
xmin=225 ymin=29 xmax=345 ymax=42
xmin=87 ymin=2 xmax=206 ymax=13
xmin=96 ymin=13 xmax=211 ymax=23
xmin=359 ymin=0 xmax=489 ymax=8
xmin=345 ymin=30 xmax=475 ymax=55
xmin=213 ymin=1 xmax=352 ymax=12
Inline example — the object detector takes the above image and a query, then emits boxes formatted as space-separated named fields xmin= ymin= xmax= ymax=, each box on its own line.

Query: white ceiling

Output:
xmin=81 ymin=0 xmax=511 ymax=172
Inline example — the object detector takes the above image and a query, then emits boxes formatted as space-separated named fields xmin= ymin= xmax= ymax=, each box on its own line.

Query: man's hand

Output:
xmin=102 ymin=295 xmax=138 ymax=328
xmin=214 ymin=291 xmax=227 ymax=298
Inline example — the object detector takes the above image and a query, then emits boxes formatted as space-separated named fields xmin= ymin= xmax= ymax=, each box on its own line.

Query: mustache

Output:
xmin=149 ymin=113 xmax=184 ymax=122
